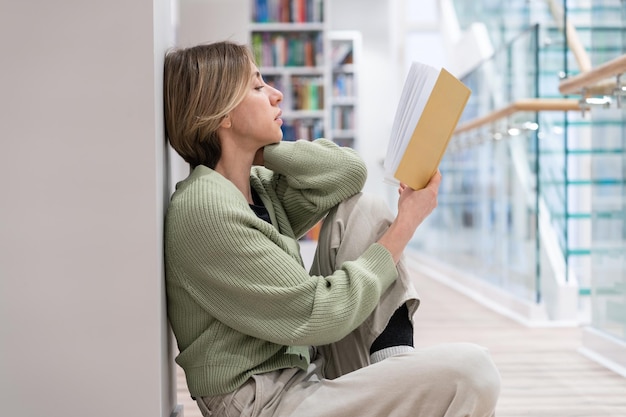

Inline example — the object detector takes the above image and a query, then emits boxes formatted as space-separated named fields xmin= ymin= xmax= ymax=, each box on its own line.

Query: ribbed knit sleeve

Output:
xmin=257 ymin=139 xmax=367 ymax=238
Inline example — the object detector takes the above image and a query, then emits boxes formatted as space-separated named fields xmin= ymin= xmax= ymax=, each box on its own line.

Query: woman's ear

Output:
xmin=220 ymin=114 xmax=232 ymax=129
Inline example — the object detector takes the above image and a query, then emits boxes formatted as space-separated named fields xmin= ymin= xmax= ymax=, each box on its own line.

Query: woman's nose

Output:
xmin=270 ymin=86 xmax=283 ymax=104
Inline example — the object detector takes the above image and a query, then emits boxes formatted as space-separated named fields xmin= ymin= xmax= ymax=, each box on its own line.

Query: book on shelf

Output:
xmin=251 ymin=32 xmax=323 ymax=67
xmin=292 ymin=76 xmax=324 ymax=110
xmin=252 ymin=0 xmax=324 ymax=23
xmin=384 ymin=62 xmax=471 ymax=190
xmin=331 ymin=42 xmax=353 ymax=66
xmin=332 ymin=73 xmax=354 ymax=97
xmin=281 ymin=119 xmax=324 ymax=141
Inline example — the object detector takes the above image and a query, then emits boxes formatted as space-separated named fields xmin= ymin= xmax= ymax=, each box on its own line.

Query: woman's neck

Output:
xmin=214 ymin=153 xmax=255 ymax=204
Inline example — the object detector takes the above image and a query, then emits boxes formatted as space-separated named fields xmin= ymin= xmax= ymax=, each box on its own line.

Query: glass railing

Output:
xmin=584 ymin=0 xmax=626 ymax=346
xmin=430 ymin=0 xmax=626 ymax=367
xmin=438 ymin=0 xmax=626 ymax=340
xmin=408 ymin=25 xmax=545 ymax=304
xmin=588 ymin=107 xmax=626 ymax=342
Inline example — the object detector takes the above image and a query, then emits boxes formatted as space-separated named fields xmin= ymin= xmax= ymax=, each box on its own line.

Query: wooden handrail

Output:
xmin=559 ymin=54 xmax=626 ymax=95
xmin=547 ymin=0 xmax=591 ymax=72
xmin=546 ymin=0 xmax=592 ymax=74
xmin=454 ymin=98 xmax=580 ymax=134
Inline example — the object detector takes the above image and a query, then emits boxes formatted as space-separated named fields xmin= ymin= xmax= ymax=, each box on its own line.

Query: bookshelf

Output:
xmin=249 ymin=0 xmax=330 ymax=142
xmin=328 ymin=30 xmax=361 ymax=149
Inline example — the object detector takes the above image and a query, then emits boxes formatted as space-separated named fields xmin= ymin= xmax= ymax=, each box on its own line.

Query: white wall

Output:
xmin=178 ymin=0 xmax=249 ymax=46
xmin=0 ymin=1 xmax=177 ymax=417
xmin=329 ymin=0 xmax=399 ymax=197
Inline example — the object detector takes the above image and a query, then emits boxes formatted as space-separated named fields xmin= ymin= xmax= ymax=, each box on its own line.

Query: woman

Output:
xmin=163 ymin=41 xmax=500 ymax=417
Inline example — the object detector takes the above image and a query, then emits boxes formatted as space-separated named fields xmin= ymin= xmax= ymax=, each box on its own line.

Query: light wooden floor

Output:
xmin=175 ymin=269 xmax=626 ymax=417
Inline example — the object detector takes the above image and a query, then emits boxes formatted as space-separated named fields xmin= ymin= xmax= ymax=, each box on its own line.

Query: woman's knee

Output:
xmin=350 ymin=193 xmax=392 ymax=216
xmin=457 ymin=344 xmax=499 ymax=387
xmin=370 ymin=343 xmax=500 ymax=416
xmin=403 ymin=343 xmax=501 ymax=413
xmin=339 ymin=193 xmax=394 ymax=234
xmin=440 ymin=343 xmax=501 ymax=412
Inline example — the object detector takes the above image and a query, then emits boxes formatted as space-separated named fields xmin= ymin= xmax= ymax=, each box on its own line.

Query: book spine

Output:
xmin=280 ymin=0 xmax=290 ymax=22
xmin=290 ymin=77 xmax=324 ymax=110
xmin=298 ymin=0 xmax=306 ymax=22
xmin=282 ymin=119 xmax=322 ymax=141
xmin=262 ymin=33 xmax=272 ymax=66
xmin=251 ymin=33 xmax=263 ymax=65
xmin=253 ymin=0 xmax=269 ymax=22
xmin=313 ymin=0 xmax=322 ymax=22
xmin=309 ymin=82 xmax=317 ymax=110
xmin=315 ymin=32 xmax=323 ymax=66
xmin=332 ymin=107 xmax=355 ymax=130
xmin=333 ymin=73 xmax=354 ymax=98
xmin=256 ymin=0 xmax=323 ymax=23
xmin=252 ymin=30 xmax=322 ymax=67
xmin=270 ymin=0 xmax=279 ymax=21
xmin=304 ymin=36 xmax=313 ymax=67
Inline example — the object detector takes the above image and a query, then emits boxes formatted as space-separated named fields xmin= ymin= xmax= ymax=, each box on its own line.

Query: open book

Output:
xmin=384 ymin=62 xmax=471 ymax=190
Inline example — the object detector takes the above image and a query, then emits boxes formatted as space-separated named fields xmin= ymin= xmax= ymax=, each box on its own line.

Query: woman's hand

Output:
xmin=378 ymin=171 xmax=442 ymax=263
xmin=397 ymin=170 xmax=441 ymax=227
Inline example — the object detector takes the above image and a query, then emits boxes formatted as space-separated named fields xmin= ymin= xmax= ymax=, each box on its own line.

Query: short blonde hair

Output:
xmin=163 ymin=41 xmax=254 ymax=168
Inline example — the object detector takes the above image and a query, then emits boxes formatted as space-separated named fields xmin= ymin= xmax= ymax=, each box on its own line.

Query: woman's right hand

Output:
xmin=377 ymin=171 xmax=442 ymax=263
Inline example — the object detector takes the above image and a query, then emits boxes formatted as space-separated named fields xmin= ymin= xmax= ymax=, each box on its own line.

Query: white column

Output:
xmin=0 ymin=1 xmax=178 ymax=416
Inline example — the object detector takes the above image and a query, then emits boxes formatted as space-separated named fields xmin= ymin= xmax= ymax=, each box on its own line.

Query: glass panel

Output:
xmin=589 ymin=109 xmax=626 ymax=341
xmin=408 ymin=26 xmax=542 ymax=303
xmin=572 ymin=0 xmax=626 ymax=342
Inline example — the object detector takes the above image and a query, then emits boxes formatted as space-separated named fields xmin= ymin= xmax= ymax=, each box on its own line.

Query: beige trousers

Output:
xmin=197 ymin=193 xmax=500 ymax=417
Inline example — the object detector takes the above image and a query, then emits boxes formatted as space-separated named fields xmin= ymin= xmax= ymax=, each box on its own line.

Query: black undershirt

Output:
xmin=249 ymin=188 xmax=272 ymax=224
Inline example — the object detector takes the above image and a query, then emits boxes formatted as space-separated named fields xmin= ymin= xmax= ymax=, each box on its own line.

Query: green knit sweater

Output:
xmin=165 ymin=139 xmax=399 ymax=397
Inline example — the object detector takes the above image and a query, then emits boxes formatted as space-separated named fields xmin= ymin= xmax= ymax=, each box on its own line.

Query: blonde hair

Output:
xmin=163 ymin=41 xmax=254 ymax=168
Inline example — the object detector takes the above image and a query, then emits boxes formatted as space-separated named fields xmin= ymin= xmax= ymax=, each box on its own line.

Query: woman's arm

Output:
xmin=256 ymin=139 xmax=367 ymax=237
xmin=377 ymin=171 xmax=442 ymax=263
xmin=166 ymin=179 xmax=396 ymax=347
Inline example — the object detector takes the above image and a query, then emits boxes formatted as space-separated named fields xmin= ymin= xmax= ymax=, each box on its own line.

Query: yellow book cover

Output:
xmin=384 ymin=62 xmax=471 ymax=190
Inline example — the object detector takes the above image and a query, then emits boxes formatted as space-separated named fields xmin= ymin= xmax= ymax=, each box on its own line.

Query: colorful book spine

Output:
xmin=253 ymin=0 xmax=269 ymax=22
xmin=291 ymin=76 xmax=324 ymax=110
xmin=251 ymin=33 xmax=263 ymax=65
xmin=252 ymin=0 xmax=323 ymax=23
xmin=251 ymin=32 xmax=323 ymax=67
xmin=281 ymin=119 xmax=324 ymax=141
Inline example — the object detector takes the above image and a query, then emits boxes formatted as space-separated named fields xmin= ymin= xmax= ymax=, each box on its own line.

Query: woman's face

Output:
xmin=227 ymin=64 xmax=284 ymax=149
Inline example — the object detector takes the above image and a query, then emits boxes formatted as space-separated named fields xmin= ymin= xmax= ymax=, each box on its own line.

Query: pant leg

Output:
xmin=285 ymin=343 xmax=500 ymax=417
xmin=201 ymin=342 xmax=500 ymax=417
xmin=309 ymin=193 xmax=420 ymax=378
